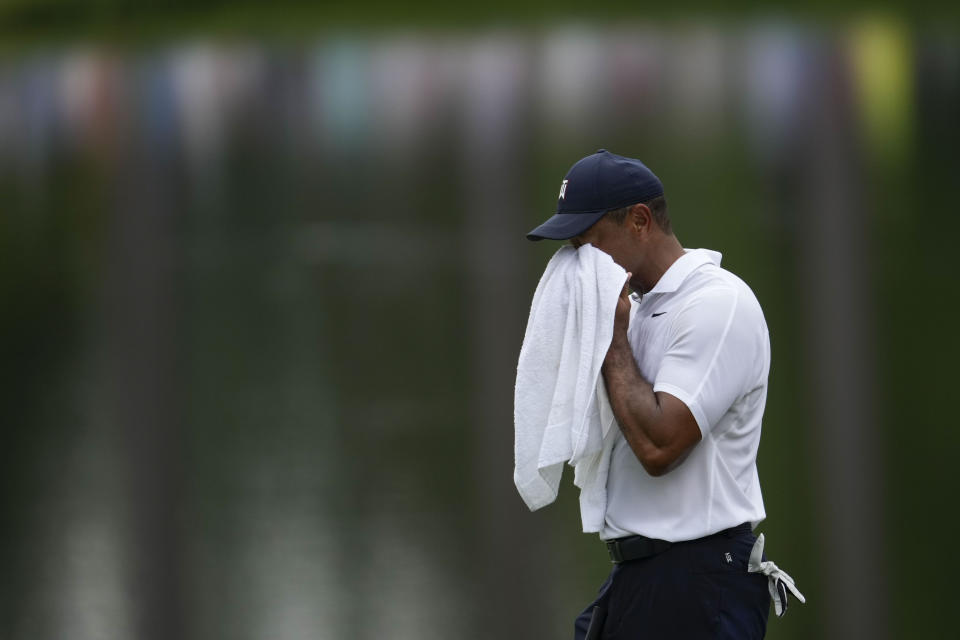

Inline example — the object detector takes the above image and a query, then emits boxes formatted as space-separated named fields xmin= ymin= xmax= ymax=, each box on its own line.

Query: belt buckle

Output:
xmin=607 ymin=539 xmax=623 ymax=564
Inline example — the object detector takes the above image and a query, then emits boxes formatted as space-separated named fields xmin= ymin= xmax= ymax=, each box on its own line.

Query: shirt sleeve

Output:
xmin=652 ymin=287 xmax=760 ymax=436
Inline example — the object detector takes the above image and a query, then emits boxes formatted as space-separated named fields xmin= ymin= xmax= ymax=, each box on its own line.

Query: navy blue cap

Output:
xmin=526 ymin=149 xmax=664 ymax=241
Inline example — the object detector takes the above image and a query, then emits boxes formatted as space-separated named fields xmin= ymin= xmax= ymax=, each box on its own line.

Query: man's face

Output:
xmin=569 ymin=215 xmax=636 ymax=272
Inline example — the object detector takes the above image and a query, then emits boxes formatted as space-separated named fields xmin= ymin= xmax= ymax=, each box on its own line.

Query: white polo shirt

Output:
xmin=601 ymin=248 xmax=769 ymax=542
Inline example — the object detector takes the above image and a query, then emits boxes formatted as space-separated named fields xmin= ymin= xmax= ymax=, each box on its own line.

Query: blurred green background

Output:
xmin=2 ymin=3 xmax=959 ymax=639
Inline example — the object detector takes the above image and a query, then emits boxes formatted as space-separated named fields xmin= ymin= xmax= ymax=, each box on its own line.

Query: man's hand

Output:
xmin=611 ymin=272 xmax=633 ymax=342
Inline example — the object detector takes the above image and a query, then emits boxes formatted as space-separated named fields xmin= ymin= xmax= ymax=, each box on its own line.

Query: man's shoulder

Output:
xmin=688 ymin=262 xmax=759 ymax=300
xmin=680 ymin=265 xmax=767 ymax=329
xmin=680 ymin=263 xmax=740 ymax=300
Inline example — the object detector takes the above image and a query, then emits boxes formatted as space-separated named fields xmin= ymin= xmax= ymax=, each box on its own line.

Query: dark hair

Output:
xmin=605 ymin=195 xmax=671 ymax=234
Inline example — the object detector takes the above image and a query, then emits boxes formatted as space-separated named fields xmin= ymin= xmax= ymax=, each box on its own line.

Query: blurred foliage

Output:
xmin=0 ymin=0 xmax=959 ymax=46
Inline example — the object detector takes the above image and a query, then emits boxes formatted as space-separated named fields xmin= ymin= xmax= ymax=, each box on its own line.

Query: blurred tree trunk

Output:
xmin=796 ymin=44 xmax=889 ymax=640
xmin=106 ymin=105 xmax=186 ymax=640
xmin=462 ymin=43 xmax=556 ymax=639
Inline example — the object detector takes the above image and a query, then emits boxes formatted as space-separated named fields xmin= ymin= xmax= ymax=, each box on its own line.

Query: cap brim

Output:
xmin=525 ymin=210 xmax=607 ymax=241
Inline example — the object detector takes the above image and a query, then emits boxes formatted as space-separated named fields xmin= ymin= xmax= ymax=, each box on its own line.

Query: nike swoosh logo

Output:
xmin=651 ymin=312 xmax=667 ymax=317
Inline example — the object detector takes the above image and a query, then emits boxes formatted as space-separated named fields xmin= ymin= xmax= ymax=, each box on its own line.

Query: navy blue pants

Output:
xmin=574 ymin=528 xmax=771 ymax=639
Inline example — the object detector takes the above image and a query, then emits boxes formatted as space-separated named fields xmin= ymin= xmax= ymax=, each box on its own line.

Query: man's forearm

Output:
xmin=601 ymin=335 xmax=674 ymax=475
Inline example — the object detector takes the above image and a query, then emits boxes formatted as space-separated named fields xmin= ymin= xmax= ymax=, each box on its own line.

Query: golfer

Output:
xmin=527 ymin=150 xmax=786 ymax=639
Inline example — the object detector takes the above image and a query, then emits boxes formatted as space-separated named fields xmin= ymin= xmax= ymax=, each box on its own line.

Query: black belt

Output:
xmin=605 ymin=523 xmax=752 ymax=564
xmin=606 ymin=535 xmax=672 ymax=563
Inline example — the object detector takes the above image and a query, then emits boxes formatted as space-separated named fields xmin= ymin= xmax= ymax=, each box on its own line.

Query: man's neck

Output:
xmin=636 ymin=235 xmax=685 ymax=294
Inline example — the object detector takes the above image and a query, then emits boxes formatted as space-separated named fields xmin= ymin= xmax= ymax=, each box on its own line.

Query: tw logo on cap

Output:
xmin=558 ymin=179 xmax=568 ymax=200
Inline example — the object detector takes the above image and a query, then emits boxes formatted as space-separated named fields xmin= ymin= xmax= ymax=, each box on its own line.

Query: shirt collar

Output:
xmin=645 ymin=248 xmax=722 ymax=295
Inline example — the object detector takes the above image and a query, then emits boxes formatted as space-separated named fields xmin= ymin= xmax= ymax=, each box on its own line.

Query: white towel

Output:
xmin=514 ymin=244 xmax=626 ymax=532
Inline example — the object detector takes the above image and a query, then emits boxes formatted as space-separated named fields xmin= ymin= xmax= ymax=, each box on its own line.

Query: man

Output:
xmin=527 ymin=150 xmax=774 ymax=639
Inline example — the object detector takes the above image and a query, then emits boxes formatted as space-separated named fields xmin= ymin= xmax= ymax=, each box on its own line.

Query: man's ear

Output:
xmin=630 ymin=203 xmax=653 ymax=235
